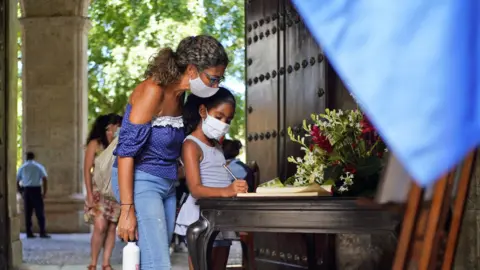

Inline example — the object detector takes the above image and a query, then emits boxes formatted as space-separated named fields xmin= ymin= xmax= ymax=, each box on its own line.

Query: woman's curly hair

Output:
xmin=144 ymin=35 xmax=229 ymax=86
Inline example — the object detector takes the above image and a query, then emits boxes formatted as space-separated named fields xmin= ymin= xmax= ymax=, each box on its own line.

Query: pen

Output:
xmin=223 ymin=164 xmax=238 ymax=181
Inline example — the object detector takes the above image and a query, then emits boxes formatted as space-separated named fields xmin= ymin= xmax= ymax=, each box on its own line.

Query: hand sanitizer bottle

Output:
xmin=123 ymin=242 xmax=140 ymax=270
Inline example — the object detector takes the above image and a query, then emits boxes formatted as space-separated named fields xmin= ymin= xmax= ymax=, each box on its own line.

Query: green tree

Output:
xmin=87 ymin=0 xmax=245 ymax=138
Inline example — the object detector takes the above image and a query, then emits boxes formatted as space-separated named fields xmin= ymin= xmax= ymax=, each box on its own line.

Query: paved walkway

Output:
xmin=19 ymin=233 xmax=242 ymax=269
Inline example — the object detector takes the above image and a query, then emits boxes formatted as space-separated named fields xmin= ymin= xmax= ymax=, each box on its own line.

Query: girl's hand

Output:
xmin=117 ymin=205 xmax=138 ymax=242
xmin=226 ymin=179 xmax=248 ymax=197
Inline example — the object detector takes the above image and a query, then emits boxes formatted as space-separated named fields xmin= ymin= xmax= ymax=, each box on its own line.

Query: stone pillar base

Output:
xmin=18 ymin=193 xmax=89 ymax=233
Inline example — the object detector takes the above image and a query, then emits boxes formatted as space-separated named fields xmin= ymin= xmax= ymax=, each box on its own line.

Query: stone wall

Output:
xmin=454 ymin=153 xmax=480 ymax=269
xmin=6 ymin=0 xmax=22 ymax=267
xmin=18 ymin=0 xmax=90 ymax=233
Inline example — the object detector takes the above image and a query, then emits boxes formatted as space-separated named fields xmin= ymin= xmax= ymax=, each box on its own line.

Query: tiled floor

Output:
xmin=20 ymin=233 xmax=242 ymax=269
xmin=20 ymin=252 xmax=188 ymax=269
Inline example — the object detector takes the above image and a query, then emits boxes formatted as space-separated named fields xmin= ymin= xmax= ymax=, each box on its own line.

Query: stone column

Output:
xmin=454 ymin=151 xmax=480 ymax=269
xmin=19 ymin=0 xmax=90 ymax=233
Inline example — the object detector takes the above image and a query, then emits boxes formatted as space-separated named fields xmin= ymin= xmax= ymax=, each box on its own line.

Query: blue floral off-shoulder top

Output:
xmin=113 ymin=104 xmax=185 ymax=180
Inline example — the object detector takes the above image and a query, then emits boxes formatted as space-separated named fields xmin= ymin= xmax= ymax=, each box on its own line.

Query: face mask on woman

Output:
xmin=189 ymin=75 xmax=219 ymax=98
xmin=202 ymin=113 xmax=230 ymax=140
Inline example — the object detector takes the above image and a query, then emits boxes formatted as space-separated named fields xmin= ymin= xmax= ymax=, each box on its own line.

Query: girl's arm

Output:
xmin=182 ymin=139 xmax=235 ymax=199
xmin=83 ymin=140 xmax=98 ymax=197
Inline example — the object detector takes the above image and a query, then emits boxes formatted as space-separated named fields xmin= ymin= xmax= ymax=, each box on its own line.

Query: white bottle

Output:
xmin=123 ymin=242 xmax=140 ymax=270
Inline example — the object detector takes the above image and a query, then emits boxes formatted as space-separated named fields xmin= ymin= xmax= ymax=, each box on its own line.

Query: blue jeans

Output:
xmin=112 ymin=168 xmax=176 ymax=270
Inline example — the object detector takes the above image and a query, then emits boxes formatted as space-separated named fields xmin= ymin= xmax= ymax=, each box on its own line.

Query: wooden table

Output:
xmin=186 ymin=197 xmax=402 ymax=270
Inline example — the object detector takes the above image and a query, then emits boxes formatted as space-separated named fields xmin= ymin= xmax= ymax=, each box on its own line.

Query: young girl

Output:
xmin=175 ymin=87 xmax=248 ymax=270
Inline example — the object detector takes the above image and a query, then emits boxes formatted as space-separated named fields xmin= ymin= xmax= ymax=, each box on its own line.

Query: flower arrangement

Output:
xmin=287 ymin=109 xmax=387 ymax=196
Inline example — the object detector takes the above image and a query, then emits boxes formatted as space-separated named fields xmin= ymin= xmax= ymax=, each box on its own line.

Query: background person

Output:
xmin=84 ymin=113 xmax=122 ymax=270
xmin=222 ymin=139 xmax=255 ymax=192
xmin=17 ymin=151 xmax=50 ymax=238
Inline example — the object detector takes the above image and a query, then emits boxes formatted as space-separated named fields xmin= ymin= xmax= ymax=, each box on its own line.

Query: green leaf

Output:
xmin=323 ymin=165 xmax=343 ymax=183
xmin=322 ymin=179 xmax=335 ymax=186
xmin=258 ymin=178 xmax=285 ymax=188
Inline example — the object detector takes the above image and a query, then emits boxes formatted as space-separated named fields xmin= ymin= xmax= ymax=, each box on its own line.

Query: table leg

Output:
xmin=187 ymin=215 xmax=217 ymax=270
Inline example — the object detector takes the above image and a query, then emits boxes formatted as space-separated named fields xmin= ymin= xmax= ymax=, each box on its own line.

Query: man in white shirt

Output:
xmin=17 ymin=152 xmax=50 ymax=238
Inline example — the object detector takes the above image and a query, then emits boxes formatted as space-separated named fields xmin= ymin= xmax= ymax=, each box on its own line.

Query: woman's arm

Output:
xmin=117 ymin=83 xmax=162 ymax=205
xmin=182 ymin=140 xmax=233 ymax=199
xmin=83 ymin=140 xmax=99 ymax=196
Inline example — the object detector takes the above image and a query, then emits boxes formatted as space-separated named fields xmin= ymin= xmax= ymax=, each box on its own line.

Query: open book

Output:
xmin=237 ymin=183 xmax=333 ymax=197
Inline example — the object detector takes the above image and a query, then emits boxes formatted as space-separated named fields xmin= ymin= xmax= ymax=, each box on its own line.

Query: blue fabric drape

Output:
xmin=291 ymin=0 xmax=480 ymax=186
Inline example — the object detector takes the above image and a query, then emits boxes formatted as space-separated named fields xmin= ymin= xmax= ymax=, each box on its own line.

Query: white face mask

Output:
xmin=189 ymin=75 xmax=219 ymax=98
xmin=202 ymin=113 xmax=230 ymax=140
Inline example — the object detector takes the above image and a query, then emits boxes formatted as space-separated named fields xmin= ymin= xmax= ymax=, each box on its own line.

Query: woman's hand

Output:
xmin=226 ymin=179 xmax=248 ymax=197
xmin=117 ymin=205 xmax=138 ymax=242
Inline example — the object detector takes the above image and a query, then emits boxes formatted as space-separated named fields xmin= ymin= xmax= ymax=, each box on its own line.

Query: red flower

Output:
xmin=310 ymin=125 xmax=333 ymax=153
xmin=310 ymin=125 xmax=320 ymax=136
xmin=360 ymin=114 xmax=375 ymax=134
xmin=344 ymin=164 xmax=357 ymax=174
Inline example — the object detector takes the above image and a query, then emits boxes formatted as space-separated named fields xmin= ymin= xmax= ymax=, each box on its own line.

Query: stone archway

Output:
xmin=1 ymin=0 xmax=22 ymax=268
xmin=1 ymin=0 xmax=91 ymax=268
xmin=18 ymin=0 xmax=90 ymax=234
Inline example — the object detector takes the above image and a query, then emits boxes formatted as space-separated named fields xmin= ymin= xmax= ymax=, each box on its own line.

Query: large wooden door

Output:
xmin=245 ymin=1 xmax=331 ymax=269
xmin=281 ymin=0 xmax=327 ymax=180
xmin=0 ymin=0 xmax=10 ymax=268
xmin=245 ymin=2 xmax=283 ymax=267
xmin=245 ymin=0 xmax=280 ymax=183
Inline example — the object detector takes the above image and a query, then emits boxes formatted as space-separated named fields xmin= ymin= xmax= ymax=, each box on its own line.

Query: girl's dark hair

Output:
xmin=107 ymin=113 xmax=123 ymax=126
xmin=222 ymin=139 xmax=242 ymax=160
xmin=87 ymin=113 xmax=123 ymax=148
xmin=144 ymin=35 xmax=229 ymax=86
xmin=183 ymin=87 xmax=236 ymax=135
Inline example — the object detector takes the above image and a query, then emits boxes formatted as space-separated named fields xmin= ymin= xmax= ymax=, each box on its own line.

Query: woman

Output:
xmin=112 ymin=35 xmax=229 ymax=269
xmin=84 ymin=113 xmax=123 ymax=270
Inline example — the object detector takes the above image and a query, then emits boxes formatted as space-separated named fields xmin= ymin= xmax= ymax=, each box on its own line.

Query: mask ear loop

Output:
xmin=199 ymin=108 xmax=209 ymax=122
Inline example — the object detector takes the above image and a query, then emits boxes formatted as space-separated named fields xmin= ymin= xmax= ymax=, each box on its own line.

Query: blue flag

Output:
xmin=291 ymin=0 xmax=480 ymax=187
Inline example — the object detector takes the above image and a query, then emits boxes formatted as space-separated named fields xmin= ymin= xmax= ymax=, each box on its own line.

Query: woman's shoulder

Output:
xmin=86 ymin=139 xmax=100 ymax=149
xmin=130 ymin=79 xmax=162 ymax=105
xmin=86 ymin=139 xmax=104 ymax=155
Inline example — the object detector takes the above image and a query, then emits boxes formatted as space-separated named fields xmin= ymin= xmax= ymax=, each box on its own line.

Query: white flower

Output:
xmin=312 ymin=169 xmax=322 ymax=179
xmin=297 ymin=167 xmax=306 ymax=176
xmin=309 ymin=174 xmax=316 ymax=183
xmin=304 ymin=152 xmax=315 ymax=165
